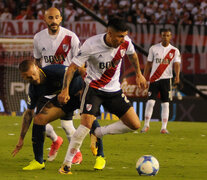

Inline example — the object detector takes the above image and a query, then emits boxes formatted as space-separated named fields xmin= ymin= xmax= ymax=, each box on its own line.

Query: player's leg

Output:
xmin=24 ymin=102 xmax=65 ymax=170
xmin=59 ymin=85 xmax=101 ymax=174
xmin=94 ymin=91 xmax=139 ymax=138
xmin=59 ymin=114 xmax=96 ymax=174
xmin=141 ymin=81 xmax=158 ymax=133
xmin=47 ymin=122 xmax=63 ymax=161
xmin=160 ymin=79 xmax=171 ymax=134
xmin=61 ymin=117 xmax=83 ymax=165
xmin=23 ymin=98 xmax=63 ymax=170
xmin=90 ymin=119 xmax=106 ymax=170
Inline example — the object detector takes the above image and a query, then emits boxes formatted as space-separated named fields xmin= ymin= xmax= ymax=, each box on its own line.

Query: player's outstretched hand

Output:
xmin=12 ymin=139 xmax=23 ymax=157
xmin=136 ymin=74 xmax=147 ymax=89
xmin=58 ymin=89 xmax=70 ymax=104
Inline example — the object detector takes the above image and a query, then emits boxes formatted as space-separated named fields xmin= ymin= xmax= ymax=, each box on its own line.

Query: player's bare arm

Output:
xmin=58 ymin=63 xmax=79 ymax=104
xmin=174 ymin=62 xmax=180 ymax=84
xmin=127 ymin=53 xmax=147 ymax=89
xmin=143 ymin=61 xmax=153 ymax=79
xmin=12 ymin=109 xmax=34 ymax=157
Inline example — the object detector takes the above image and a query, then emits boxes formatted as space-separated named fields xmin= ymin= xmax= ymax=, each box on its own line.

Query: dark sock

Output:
xmin=32 ymin=124 xmax=45 ymax=164
xmin=91 ymin=120 xmax=104 ymax=157
xmin=97 ymin=138 xmax=104 ymax=157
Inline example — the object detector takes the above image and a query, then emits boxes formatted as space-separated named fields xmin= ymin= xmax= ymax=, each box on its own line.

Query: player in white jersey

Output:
xmin=57 ymin=17 xmax=147 ymax=174
xmin=141 ymin=28 xmax=181 ymax=134
xmin=34 ymin=7 xmax=83 ymax=164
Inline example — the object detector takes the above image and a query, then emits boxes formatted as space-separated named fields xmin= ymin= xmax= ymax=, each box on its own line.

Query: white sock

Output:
xmin=144 ymin=99 xmax=155 ymax=127
xmin=64 ymin=124 xmax=90 ymax=164
xmin=61 ymin=120 xmax=80 ymax=152
xmin=94 ymin=120 xmax=134 ymax=138
xmin=46 ymin=123 xmax=58 ymax=142
xmin=61 ymin=120 xmax=76 ymax=142
xmin=161 ymin=102 xmax=169 ymax=130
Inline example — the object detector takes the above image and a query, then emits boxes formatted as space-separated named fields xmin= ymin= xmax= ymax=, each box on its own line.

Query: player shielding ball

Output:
xmin=57 ymin=17 xmax=147 ymax=174
xmin=141 ymin=28 xmax=181 ymax=134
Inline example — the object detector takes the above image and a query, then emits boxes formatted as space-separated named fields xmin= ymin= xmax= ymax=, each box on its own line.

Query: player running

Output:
xmin=57 ymin=17 xmax=147 ymax=174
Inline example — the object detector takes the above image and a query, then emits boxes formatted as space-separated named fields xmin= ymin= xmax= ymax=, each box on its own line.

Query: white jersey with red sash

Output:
xmin=148 ymin=43 xmax=181 ymax=82
xmin=33 ymin=26 xmax=80 ymax=67
xmin=72 ymin=33 xmax=135 ymax=92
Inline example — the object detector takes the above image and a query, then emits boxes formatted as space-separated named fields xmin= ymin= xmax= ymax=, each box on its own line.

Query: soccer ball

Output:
xmin=136 ymin=155 xmax=159 ymax=176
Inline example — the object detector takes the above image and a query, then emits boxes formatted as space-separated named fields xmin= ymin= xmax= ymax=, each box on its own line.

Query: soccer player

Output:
xmin=141 ymin=28 xmax=181 ymax=134
xmin=11 ymin=60 xmax=83 ymax=170
xmin=33 ymin=7 xmax=82 ymax=163
xmin=57 ymin=17 xmax=147 ymax=174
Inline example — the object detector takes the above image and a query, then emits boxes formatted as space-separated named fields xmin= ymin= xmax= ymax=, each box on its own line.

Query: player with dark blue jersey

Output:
xmin=12 ymin=60 xmax=105 ymax=170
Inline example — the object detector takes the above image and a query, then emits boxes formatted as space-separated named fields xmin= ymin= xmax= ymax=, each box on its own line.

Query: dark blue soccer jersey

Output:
xmin=27 ymin=64 xmax=83 ymax=109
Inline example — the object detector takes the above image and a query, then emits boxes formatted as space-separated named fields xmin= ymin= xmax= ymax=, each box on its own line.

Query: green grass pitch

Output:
xmin=0 ymin=116 xmax=206 ymax=180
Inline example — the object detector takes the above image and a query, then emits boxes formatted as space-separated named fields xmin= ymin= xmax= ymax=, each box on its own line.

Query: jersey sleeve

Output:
xmin=71 ymin=33 xmax=81 ymax=57
xmin=125 ymin=36 xmax=135 ymax=55
xmin=147 ymin=46 xmax=154 ymax=62
xmin=72 ymin=40 xmax=91 ymax=67
xmin=33 ymin=34 xmax=42 ymax=59
xmin=174 ymin=49 xmax=181 ymax=63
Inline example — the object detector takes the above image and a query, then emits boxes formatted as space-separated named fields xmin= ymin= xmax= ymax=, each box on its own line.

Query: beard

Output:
xmin=48 ymin=23 xmax=59 ymax=34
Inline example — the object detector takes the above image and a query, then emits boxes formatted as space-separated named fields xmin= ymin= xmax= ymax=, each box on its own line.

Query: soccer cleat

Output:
xmin=59 ymin=164 xmax=72 ymax=175
xmin=141 ymin=126 xmax=149 ymax=133
xmin=90 ymin=133 xmax=98 ymax=156
xmin=94 ymin=156 xmax=106 ymax=170
xmin=72 ymin=151 xmax=83 ymax=164
xmin=23 ymin=160 xmax=45 ymax=170
xmin=47 ymin=136 xmax=63 ymax=161
xmin=160 ymin=129 xmax=169 ymax=134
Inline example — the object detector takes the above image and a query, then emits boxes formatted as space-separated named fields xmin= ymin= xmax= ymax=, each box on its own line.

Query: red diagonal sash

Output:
xmin=52 ymin=35 xmax=72 ymax=64
xmin=150 ymin=49 xmax=175 ymax=82
xmin=89 ymin=41 xmax=129 ymax=89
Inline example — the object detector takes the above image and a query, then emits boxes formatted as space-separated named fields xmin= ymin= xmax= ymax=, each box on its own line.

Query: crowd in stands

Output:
xmin=1 ymin=0 xmax=207 ymax=25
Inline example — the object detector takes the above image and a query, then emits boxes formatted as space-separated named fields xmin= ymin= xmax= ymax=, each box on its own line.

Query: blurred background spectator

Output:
xmin=0 ymin=0 xmax=207 ymax=25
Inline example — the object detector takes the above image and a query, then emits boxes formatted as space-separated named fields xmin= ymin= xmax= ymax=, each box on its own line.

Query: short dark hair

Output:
xmin=160 ymin=28 xmax=172 ymax=34
xmin=107 ymin=17 xmax=129 ymax=32
xmin=19 ymin=59 xmax=36 ymax=72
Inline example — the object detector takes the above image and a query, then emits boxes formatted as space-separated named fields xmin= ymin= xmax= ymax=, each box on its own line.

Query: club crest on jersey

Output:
xmin=120 ymin=49 xmax=126 ymax=57
xmin=148 ymin=91 xmax=152 ymax=97
xmin=169 ymin=52 xmax=173 ymax=59
xmin=86 ymin=104 xmax=92 ymax=111
xmin=63 ymin=44 xmax=69 ymax=52
xmin=42 ymin=47 xmax=46 ymax=51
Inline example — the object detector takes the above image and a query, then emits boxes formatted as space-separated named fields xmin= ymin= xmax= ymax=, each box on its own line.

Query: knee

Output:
xmin=132 ymin=120 xmax=141 ymax=130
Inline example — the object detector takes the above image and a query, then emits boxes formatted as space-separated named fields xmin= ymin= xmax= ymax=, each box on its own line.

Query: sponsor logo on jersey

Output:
xmin=99 ymin=61 xmax=116 ymax=69
xmin=63 ymin=44 xmax=69 ymax=52
xmin=43 ymin=55 xmax=65 ymax=64
xmin=155 ymin=58 xmax=170 ymax=64
xmin=86 ymin=104 xmax=92 ymax=111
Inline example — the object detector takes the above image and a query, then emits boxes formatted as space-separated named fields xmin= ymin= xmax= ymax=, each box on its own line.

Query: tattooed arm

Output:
xmin=127 ymin=53 xmax=147 ymax=89
xmin=12 ymin=109 xmax=34 ymax=157
xmin=58 ymin=63 xmax=79 ymax=104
